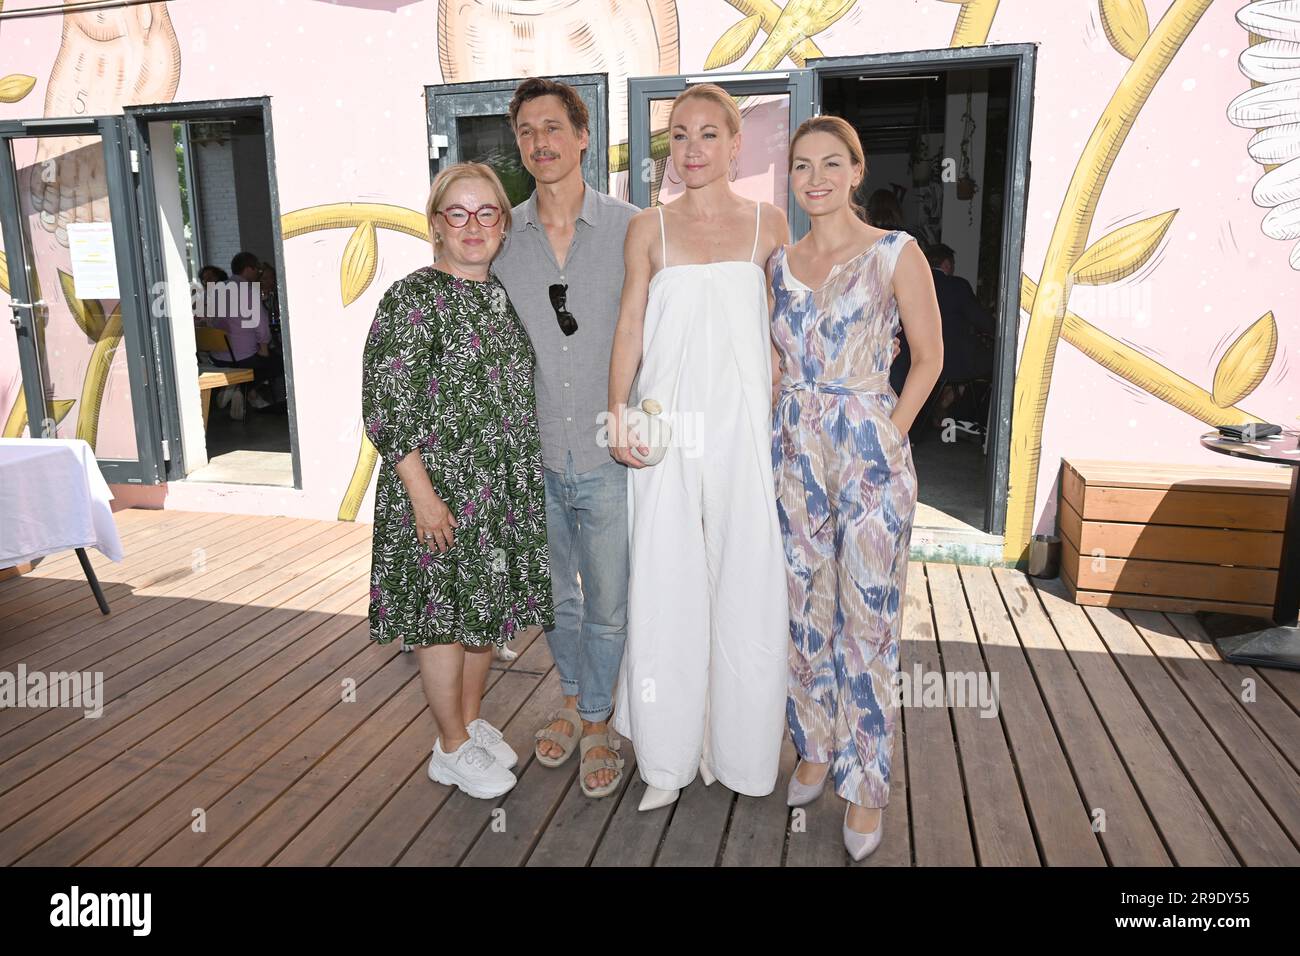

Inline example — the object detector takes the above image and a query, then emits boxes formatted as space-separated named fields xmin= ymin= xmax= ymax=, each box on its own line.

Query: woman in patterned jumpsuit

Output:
xmin=768 ymin=117 xmax=942 ymax=859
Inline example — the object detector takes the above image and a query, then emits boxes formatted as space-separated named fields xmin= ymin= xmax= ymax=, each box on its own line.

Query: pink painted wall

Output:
xmin=0 ymin=0 xmax=1292 ymax=546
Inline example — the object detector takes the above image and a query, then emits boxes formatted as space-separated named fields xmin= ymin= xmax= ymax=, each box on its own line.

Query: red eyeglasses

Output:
xmin=437 ymin=204 xmax=502 ymax=228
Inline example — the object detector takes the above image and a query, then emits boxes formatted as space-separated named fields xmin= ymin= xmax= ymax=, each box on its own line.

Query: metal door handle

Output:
xmin=8 ymin=300 xmax=42 ymax=309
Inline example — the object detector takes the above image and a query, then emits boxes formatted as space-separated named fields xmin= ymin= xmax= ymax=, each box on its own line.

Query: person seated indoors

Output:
xmin=193 ymin=265 xmax=228 ymax=322
xmin=199 ymin=251 xmax=284 ymax=413
xmin=926 ymin=243 xmax=994 ymax=435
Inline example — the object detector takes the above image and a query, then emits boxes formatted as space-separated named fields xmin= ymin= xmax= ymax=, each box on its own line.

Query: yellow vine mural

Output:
xmin=1003 ymin=0 xmax=1218 ymax=563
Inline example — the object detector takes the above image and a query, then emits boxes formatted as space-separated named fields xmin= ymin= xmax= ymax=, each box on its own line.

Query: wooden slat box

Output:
xmin=1058 ymin=459 xmax=1292 ymax=618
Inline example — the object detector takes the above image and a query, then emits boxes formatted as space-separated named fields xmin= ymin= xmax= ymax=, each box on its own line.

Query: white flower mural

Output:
xmin=1230 ymin=0 xmax=1300 ymax=269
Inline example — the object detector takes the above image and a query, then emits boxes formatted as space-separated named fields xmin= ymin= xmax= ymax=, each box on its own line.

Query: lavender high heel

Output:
xmin=786 ymin=760 xmax=830 ymax=807
xmin=843 ymin=805 xmax=884 ymax=861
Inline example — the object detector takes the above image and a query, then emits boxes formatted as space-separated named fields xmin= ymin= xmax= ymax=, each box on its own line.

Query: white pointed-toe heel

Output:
xmin=843 ymin=805 xmax=884 ymax=861
xmin=638 ymin=784 xmax=680 ymax=811
xmin=699 ymin=762 xmax=716 ymax=786
xmin=786 ymin=760 xmax=830 ymax=807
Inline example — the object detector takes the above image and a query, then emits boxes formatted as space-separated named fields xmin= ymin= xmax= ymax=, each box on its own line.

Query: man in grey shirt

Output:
xmin=492 ymin=78 xmax=637 ymax=798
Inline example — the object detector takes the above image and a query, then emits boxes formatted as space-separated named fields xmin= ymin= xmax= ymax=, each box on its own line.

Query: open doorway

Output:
xmin=129 ymin=99 xmax=299 ymax=488
xmin=812 ymin=47 xmax=1032 ymax=540
xmin=820 ymin=67 xmax=1011 ymax=532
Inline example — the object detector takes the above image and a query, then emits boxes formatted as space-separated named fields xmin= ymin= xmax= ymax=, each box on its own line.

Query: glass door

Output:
xmin=626 ymin=70 xmax=814 ymax=227
xmin=0 ymin=116 xmax=164 ymax=484
xmin=426 ymin=75 xmax=609 ymax=206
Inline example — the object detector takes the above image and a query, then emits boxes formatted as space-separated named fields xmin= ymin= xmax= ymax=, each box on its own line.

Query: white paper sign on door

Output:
xmin=67 ymin=222 xmax=120 ymax=299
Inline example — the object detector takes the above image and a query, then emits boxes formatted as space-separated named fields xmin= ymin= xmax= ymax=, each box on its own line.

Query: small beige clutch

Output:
xmin=626 ymin=373 xmax=672 ymax=466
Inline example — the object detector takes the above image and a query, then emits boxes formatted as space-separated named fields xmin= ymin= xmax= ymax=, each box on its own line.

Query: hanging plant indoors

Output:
xmin=911 ymin=84 xmax=934 ymax=186
xmin=956 ymin=87 xmax=980 ymax=208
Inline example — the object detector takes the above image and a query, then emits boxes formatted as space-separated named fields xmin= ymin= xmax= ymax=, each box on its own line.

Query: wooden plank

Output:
xmin=1060 ymin=541 xmax=1274 ymax=608
xmin=395 ymin=667 xmax=564 ymax=867
xmin=964 ymin=567 xmax=1103 ymax=865
xmin=0 ymin=541 xmax=369 ymax=793
xmin=0 ymin=508 xmax=212 ymax=590
xmin=0 ymin=513 xmax=263 ymax=666
xmin=277 ymin=629 xmax=544 ymax=866
xmin=0 ymin=525 xmax=371 ymax=771
xmin=463 ymin=651 xmax=598 ymax=868
xmin=204 ymin=676 xmax=429 ymax=866
xmin=139 ymin=653 xmax=415 ymax=866
xmin=653 ymin=776 xmax=734 ymax=867
xmin=1064 ymin=459 xmax=1291 ymax=492
xmin=590 ymin=770 xmax=674 ymax=867
xmin=1069 ymin=552 xmax=1276 ymax=605
xmin=0 ymin=562 xmax=32 ymax=583
xmin=1124 ymin=610 xmax=1300 ymax=845
xmin=1164 ymin=613 xmax=1300 ymax=774
xmin=1059 ymin=496 xmax=1282 ymax=567
xmin=718 ymin=740 xmax=794 ymax=867
xmin=1076 ymin=486 xmax=1286 ymax=531
xmin=0 ymin=509 xmax=220 ymax=604
xmin=926 ymin=562 xmax=1038 ymax=865
xmin=1083 ymin=604 xmax=1300 ymax=865
xmin=1254 ymin=666 xmax=1300 ymax=713
xmin=0 ymin=512 xmax=264 ymax=636
xmin=0 ymin=523 xmax=358 ymax=705
xmin=1031 ymin=577 xmax=1230 ymax=865
xmin=24 ymin=609 xmax=381 ymax=865
xmin=332 ymin=633 xmax=551 ymax=867
xmin=1060 ymin=563 xmax=1273 ymax=618
xmin=0 ymin=512 xmax=291 ymax=668
xmin=0 ymin=540 xmax=372 ymax=827
xmin=527 ymin=749 xmax=641 ymax=867
xmin=0 ymin=519 xmax=362 ymax=741
xmin=900 ymin=562 xmax=975 ymax=865
xmin=81 ymin=617 xmax=391 ymax=865
xmin=0 ymin=562 xmax=375 ymax=862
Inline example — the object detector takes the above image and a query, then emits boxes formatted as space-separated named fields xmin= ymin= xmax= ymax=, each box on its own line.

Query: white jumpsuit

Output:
xmin=612 ymin=203 xmax=789 ymax=796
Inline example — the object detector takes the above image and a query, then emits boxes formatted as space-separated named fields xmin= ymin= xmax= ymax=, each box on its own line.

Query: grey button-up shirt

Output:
xmin=492 ymin=185 xmax=638 ymax=475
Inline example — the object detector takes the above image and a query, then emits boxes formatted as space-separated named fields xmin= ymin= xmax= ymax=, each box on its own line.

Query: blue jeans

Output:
xmin=543 ymin=453 xmax=629 ymax=722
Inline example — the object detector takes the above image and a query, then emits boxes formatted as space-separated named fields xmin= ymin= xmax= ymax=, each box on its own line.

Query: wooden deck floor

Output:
xmin=0 ymin=509 xmax=1297 ymax=867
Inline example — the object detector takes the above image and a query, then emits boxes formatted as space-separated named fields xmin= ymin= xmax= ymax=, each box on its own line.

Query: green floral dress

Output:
xmin=361 ymin=265 xmax=554 ymax=647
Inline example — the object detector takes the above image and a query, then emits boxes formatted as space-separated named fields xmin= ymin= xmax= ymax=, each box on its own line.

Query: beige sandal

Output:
xmin=579 ymin=731 xmax=625 ymax=798
xmin=533 ymin=708 xmax=581 ymax=768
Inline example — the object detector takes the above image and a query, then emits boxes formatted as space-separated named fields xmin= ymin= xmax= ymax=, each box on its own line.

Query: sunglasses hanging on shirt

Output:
xmin=549 ymin=283 xmax=578 ymax=337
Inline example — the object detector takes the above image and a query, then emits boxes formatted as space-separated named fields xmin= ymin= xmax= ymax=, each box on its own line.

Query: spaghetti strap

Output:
xmin=658 ymin=206 xmax=669 ymax=268
xmin=749 ymin=202 xmax=761 ymax=263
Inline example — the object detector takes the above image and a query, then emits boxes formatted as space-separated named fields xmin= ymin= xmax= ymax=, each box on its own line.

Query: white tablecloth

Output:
xmin=0 ymin=438 xmax=124 ymax=566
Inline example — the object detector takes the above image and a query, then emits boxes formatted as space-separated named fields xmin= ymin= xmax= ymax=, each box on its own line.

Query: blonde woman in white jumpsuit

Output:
xmin=608 ymin=84 xmax=789 ymax=811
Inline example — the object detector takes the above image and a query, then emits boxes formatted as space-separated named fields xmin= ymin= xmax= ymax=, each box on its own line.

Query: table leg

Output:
xmin=202 ymin=389 xmax=212 ymax=429
xmin=75 ymin=547 xmax=111 ymax=615
xmin=1195 ymin=464 xmax=1300 ymax=670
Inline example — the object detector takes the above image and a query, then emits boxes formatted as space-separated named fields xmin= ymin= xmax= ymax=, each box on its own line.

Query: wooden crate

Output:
xmin=1058 ymin=459 xmax=1292 ymax=618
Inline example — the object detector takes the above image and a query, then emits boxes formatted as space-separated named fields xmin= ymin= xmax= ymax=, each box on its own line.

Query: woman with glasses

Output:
xmin=361 ymin=161 xmax=554 ymax=800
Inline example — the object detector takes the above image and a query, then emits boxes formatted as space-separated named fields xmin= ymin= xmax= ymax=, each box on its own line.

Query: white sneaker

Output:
xmin=216 ymin=386 xmax=233 ymax=409
xmin=427 ymin=737 xmax=516 ymax=799
xmin=468 ymin=717 xmax=517 ymax=769
xmin=228 ymin=389 xmax=246 ymax=421
xmin=248 ymin=391 xmax=272 ymax=410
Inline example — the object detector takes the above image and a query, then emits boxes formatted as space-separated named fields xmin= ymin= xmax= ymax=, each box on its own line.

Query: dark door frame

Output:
xmin=425 ymin=73 xmax=609 ymax=193
xmin=125 ymin=97 xmax=302 ymax=489
xmin=626 ymin=69 xmax=817 ymax=233
xmin=807 ymin=43 xmax=1037 ymax=538
xmin=0 ymin=114 xmax=165 ymax=484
